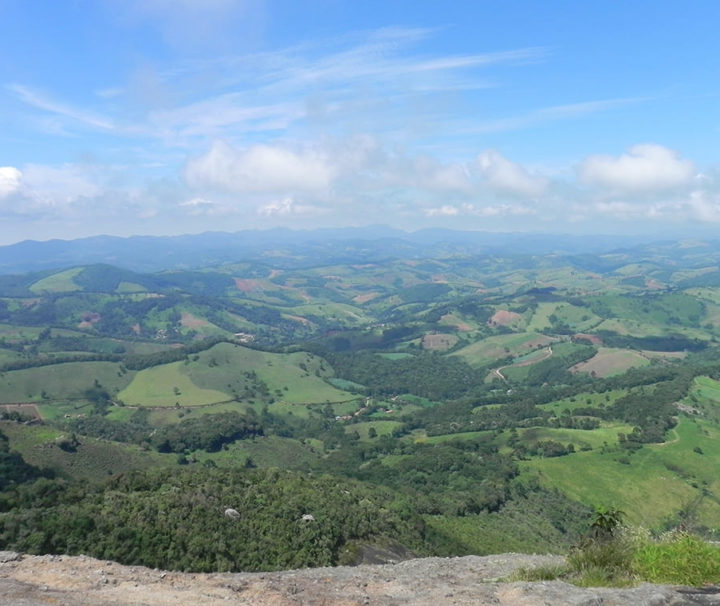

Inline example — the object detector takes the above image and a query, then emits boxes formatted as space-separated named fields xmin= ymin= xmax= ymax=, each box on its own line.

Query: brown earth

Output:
xmin=234 ymin=278 xmax=263 ymax=293
xmin=0 ymin=551 xmax=718 ymax=606
xmin=179 ymin=312 xmax=210 ymax=328
xmin=488 ymin=310 xmax=522 ymax=327
xmin=353 ymin=293 xmax=380 ymax=304
xmin=422 ymin=333 xmax=459 ymax=351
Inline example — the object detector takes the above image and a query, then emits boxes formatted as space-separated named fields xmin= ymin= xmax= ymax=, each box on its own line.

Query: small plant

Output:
xmin=567 ymin=506 xmax=634 ymax=586
xmin=588 ymin=506 xmax=624 ymax=540
xmin=511 ymin=564 xmax=569 ymax=582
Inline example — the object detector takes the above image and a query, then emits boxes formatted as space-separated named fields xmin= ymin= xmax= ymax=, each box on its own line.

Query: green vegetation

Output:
xmin=518 ymin=508 xmax=720 ymax=587
xmin=5 ymin=240 xmax=720 ymax=573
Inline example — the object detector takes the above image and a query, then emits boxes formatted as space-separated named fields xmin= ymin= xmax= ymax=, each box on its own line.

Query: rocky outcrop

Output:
xmin=1 ymin=551 xmax=720 ymax=605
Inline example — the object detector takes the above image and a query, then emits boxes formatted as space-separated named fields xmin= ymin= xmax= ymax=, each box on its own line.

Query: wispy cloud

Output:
xmin=7 ymin=84 xmax=115 ymax=131
xmin=468 ymin=97 xmax=647 ymax=134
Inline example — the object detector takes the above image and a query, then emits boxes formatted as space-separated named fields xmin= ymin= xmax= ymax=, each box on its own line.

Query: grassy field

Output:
xmin=346 ymin=420 xmax=404 ymax=440
xmin=115 ymin=343 xmax=356 ymax=408
xmin=452 ymin=332 xmax=555 ymax=367
xmin=193 ymin=435 xmax=322 ymax=470
xmin=523 ymin=416 xmax=720 ymax=528
xmin=0 ymin=361 xmax=134 ymax=403
xmin=29 ymin=268 xmax=83 ymax=293
xmin=538 ymin=390 xmax=627 ymax=415
xmin=511 ymin=423 xmax=634 ymax=452
xmin=189 ymin=343 xmax=355 ymax=404
xmin=117 ymin=361 xmax=230 ymax=407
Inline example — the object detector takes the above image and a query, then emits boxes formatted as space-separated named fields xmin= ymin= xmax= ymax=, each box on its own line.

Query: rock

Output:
xmin=224 ymin=508 xmax=241 ymax=519
xmin=2 ymin=552 xmax=720 ymax=605
xmin=0 ymin=552 xmax=20 ymax=564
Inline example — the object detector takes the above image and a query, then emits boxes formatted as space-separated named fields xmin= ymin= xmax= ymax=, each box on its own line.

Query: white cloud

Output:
xmin=21 ymin=164 xmax=102 ymax=205
xmin=425 ymin=205 xmax=460 ymax=217
xmin=0 ymin=167 xmax=22 ymax=198
xmin=424 ymin=202 xmax=535 ymax=218
xmin=477 ymin=150 xmax=547 ymax=197
xmin=185 ymin=140 xmax=334 ymax=194
xmin=257 ymin=197 xmax=326 ymax=216
xmin=579 ymin=144 xmax=694 ymax=192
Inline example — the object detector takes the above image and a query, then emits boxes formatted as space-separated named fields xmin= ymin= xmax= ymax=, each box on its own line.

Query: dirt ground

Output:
xmin=1 ymin=551 xmax=719 ymax=606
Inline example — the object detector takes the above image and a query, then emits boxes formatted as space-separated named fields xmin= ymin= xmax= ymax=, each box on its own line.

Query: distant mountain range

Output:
xmin=0 ymin=227 xmax=669 ymax=274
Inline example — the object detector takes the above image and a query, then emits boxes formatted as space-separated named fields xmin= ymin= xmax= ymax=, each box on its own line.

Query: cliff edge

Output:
xmin=1 ymin=550 xmax=719 ymax=605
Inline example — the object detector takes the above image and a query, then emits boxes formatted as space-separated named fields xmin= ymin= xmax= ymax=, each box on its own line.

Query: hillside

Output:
xmin=6 ymin=235 xmax=720 ymax=573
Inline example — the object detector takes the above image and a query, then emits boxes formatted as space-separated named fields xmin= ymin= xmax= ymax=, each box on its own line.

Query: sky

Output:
xmin=1 ymin=1 xmax=720 ymax=244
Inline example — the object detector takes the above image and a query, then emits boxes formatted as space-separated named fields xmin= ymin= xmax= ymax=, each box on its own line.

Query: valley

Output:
xmin=2 ymin=233 xmax=720 ymax=572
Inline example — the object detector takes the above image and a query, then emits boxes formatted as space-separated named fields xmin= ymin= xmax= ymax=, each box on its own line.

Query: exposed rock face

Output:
xmin=1 ymin=552 xmax=720 ymax=605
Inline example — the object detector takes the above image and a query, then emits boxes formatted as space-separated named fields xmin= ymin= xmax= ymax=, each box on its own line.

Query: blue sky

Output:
xmin=1 ymin=1 xmax=719 ymax=244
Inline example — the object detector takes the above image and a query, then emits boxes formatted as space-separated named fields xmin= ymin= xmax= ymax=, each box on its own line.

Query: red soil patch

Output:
xmin=440 ymin=314 xmax=472 ymax=332
xmin=234 ymin=278 xmax=263 ymax=293
xmin=422 ymin=333 xmax=459 ymax=351
xmin=354 ymin=292 xmax=380 ymax=304
xmin=571 ymin=350 xmax=646 ymax=378
xmin=488 ymin=310 xmax=522 ymax=327
xmin=180 ymin=312 xmax=210 ymax=328
xmin=285 ymin=314 xmax=311 ymax=326
xmin=78 ymin=312 xmax=101 ymax=329
xmin=0 ymin=404 xmax=41 ymax=419
xmin=574 ymin=333 xmax=603 ymax=345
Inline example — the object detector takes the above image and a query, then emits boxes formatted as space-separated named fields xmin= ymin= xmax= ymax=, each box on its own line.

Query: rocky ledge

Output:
xmin=1 ymin=551 xmax=720 ymax=605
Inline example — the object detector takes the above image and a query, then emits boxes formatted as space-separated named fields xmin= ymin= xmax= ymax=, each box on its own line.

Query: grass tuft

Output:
xmin=632 ymin=532 xmax=720 ymax=586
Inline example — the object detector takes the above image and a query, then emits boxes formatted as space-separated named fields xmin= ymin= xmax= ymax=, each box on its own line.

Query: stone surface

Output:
xmin=1 ymin=553 xmax=720 ymax=605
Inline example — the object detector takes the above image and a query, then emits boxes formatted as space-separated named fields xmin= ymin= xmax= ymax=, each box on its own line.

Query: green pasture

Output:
xmin=287 ymin=302 xmax=368 ymax=325
xmin=143 ymin=401 xmax=252 ymax=425
xmin=188 ymin=343 xmax=355 ymax=404
xmin=397 ymin=394 xmax=441 ymax=408
xmin=116 ymin=281 xmax=147 ymax=293
xmin=37 ymin=400 xmax=93 ymax=421
xmin=684 ymin=287 xmax=720 ymax=305
xmin=29 ymin=268 xmax=83 ymax=293
xmin=512 ymin=423 xmax=634 ymax=452
xmin=685 ymin=376 xmax=720 ymax=423
xmin=117 ymin=361 xmax=230 ymax=407
xmin=591 ymin=293 xmax=707 ymax=336
xmin=327 ymin=377 xmax=365 ymax=391
xmin=525 ymin=302 xmax=557 ymax=331
xmin=114 ymin=343 xmax=354 ymax=408
xmin=0 ymin=323 xmax=44 ymax=340
xmin=523 ymin=416 xmax=720 ymax=528
xmin=452 ymin=332 xmax=554 ymax=367
xmin=539 ymin=389 xmax=627 ymax=414
xmin=346 ymin=420 xmax=403 ymax=440
xmin=690 ymin=375 xmax=720 ymax=401
xmin=0 ymin=361 xmax=133 ymax=403
xmin=193 ymin=435 xmax=322 ymax=470
xmin=377 ymin=352 xmax=414 ymax=360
